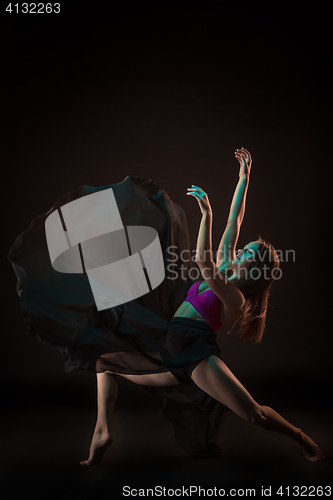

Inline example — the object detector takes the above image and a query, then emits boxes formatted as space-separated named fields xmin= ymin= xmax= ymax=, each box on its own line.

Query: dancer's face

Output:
xmin=231 ymin=241 xmax=260 ymax=277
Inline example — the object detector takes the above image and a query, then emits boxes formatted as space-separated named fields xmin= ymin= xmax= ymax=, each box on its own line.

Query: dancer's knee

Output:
xmin=207 ymin=355 xmax=221 ymax=369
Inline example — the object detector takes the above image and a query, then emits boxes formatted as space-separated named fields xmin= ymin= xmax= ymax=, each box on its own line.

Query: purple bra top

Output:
xmin=184 ymin=281 xmax=223 ymax=331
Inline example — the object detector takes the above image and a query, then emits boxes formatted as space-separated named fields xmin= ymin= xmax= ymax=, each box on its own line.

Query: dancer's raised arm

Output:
xmin=216 ymin=148 xmax=252 ymax=267
xmin=187 ymin=185 xmax=244 ymax=315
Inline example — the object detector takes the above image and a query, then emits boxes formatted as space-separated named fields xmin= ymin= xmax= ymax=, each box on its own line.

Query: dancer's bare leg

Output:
xmin=80 ymin=369 xmax=179 ymax=465
xmin=80 ymin=372 xmax=118 ymax=466
xmin=191 ymin=356 xmax=325 ymax=461
xmin=97 ymin=352 xmax=181 ymax=387
xmin=113 ymin=371 xmax=181 ymax=386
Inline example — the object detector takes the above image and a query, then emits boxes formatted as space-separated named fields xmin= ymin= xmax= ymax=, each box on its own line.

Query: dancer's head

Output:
xmin=226 ymin=237 xmax=280 ymax=343
xmin=229 ymin=237 xmax=280 ymax=294
xmin=229 ymin=240 xmax=260 ymax=279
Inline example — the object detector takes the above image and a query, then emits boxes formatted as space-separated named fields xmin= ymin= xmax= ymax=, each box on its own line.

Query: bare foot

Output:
xmin=296 ymin=432 xmax=325 ymax=461
xmin=80 ymin=429 xmax=113 ymax=466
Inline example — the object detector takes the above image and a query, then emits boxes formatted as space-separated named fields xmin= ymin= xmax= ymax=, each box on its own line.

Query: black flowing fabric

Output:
xmin=7 ymin=175 xmax=225 ymax=457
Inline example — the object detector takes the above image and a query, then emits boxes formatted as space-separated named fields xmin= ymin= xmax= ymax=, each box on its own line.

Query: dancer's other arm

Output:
xmin=187 ymin=184 xmax=244 ymax=314
xmin=216 ymin=148 xmax=252 ymax=267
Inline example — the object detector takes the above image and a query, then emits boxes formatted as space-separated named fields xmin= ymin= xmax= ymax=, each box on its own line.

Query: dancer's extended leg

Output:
xmin=110 ymin=370 xmax=181 ymax=386
xmin=191 ymin=356 xmax=325 ymax=461
xmin=97 ymin=351 xmax=181 ymax=387
xmin=80 ymin=372 xmax=117 ymax=466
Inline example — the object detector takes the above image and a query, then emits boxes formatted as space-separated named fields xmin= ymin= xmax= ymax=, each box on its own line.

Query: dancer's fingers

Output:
xmin=241 ymin=147 xmax=252 ymax=162
xmin=236 ymin=148 xmax=250 ymax=159
xmin=235 ymin=152 xmax=248 ymax=164
xmin=187 ymin=192 xmax=203 ymax=200
xmin=187 ymin=186 xmax=207 ymax=198
xmin=191 ymin=184 xmax=205 ymax=193
xmin=235 ymin=153 xmax=245 ymax=163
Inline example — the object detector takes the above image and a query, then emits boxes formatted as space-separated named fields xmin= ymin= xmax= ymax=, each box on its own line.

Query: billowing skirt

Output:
xmin=7 ymin=175 xmax=225 ymax=457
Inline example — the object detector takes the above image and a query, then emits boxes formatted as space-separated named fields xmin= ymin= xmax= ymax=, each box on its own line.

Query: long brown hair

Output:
xmin=224 ymin=237 xmax=280 ymax=343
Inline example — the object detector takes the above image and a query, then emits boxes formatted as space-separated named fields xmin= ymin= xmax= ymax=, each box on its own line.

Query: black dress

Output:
xmin=7 ymin=175 xmax=225 ymax=458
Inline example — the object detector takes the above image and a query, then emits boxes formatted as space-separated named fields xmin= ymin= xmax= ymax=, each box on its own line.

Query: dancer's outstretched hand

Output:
xmin=187 ymin=185 xmax=212 ymax=216
xmin=235 ymin=147 xmax=252 ymax=178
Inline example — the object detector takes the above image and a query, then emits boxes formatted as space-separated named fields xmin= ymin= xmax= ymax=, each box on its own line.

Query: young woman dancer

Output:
xmin=80 ymin=148 xmax=324 ymax=465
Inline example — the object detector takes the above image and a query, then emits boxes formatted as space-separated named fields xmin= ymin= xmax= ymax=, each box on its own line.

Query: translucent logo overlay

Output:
xmin=45 ymin=188 xmax=165 ymax=311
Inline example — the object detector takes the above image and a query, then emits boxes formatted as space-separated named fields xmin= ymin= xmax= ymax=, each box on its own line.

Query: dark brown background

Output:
xmin=2 ymin=2 xmax=332 ymax=498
